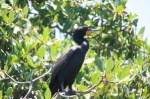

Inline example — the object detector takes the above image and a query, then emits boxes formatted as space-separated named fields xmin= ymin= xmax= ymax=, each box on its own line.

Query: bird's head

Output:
xmin=73 ymin=26 xmax=99 ymax=44
xmin=73 ymin=26 xmax=99 ymax=38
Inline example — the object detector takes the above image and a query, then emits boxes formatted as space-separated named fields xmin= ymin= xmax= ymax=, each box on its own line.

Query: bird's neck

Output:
xmin=75 ymin=38 xmax=89 ymax=52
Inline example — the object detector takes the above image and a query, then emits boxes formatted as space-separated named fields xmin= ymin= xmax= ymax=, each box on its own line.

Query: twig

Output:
xmin=2 ymin=67 xmax=52 ymax=98
xmin=23 ymin=81 xmax=33 ymax=99
xmin=51 ymin=24 xmax=63 ymax=31
xmin=2 ymin=71 xmax=30 ymax=84
xmin=52 ymin=92 xmax=77 ymax=99
xmin=32 ymin=68 xmax=51 ymax=82
xmin=76 ymin=76 xmax=104 ymax=94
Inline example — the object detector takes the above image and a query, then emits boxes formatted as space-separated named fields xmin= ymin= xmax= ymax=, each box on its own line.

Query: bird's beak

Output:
xmin=86 ymin=28 xmax=99 ymax=35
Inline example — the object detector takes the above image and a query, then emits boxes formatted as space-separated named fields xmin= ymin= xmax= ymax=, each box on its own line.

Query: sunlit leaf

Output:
xmin=11 ymin=55 xmax=19 ymax=64
xmin=42 ymin=84 xmax=51 ymax=99
xmin=27 ymin=56 xmax=34 ymax=67
xmin=91 ymin=71 xmax=99 ymax=84
xmin=98 ymin=82 xmax=104 ymax=88
xmin=119 ymin=76 xmax=130 ymax=83
xmin=50 ymin=45 xmax=57 ymax=58
xmin=9 ymin=0 xmax=17 ymax=6
xmin=137 ymin=54 xmax=143 ymax=66
xmin=85 ymin=20 xmax=92 ymax=26
xmin=84 ymin=58 xmax=95 ymax=64
xmin=116 ymin=5 xmax=124 ymax=14
xmin=0 ymin=90 xmax=2 ymax=99
xmin=23 ymin=6 xmax=28 ymax=16
xmin=2 ymin=15 xmax=9 ymax=23
xmin=54 ymin=14 xmax=59 ymax=22
xmin=9 ymin=10 xmax=14 ymax=23
xmin=77 ymin=85 xmax=88 ymax=91
xmin=84 ymin=94 xmax=90 ymax=99
xmin=105 ymin=57 xmax=114 ymax=73
xmin=118 ymin=66 xmax=130 ymax=80
xmin=43 ymin=27 xmax=49 ymax=42
xmin=37 ymin=45 xmax=46 ymax=58
xmin=138 ymin=27 xmax=145 ymax=36
xmin=6 ymin=87 xmax=13 ymax=96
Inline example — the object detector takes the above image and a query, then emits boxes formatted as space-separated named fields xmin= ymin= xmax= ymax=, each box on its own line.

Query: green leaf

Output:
xmin=9 ymin=10 xmax=14 ymax=23
xmin=77 ymin=85 xmax=88 ymax=91
xmin=2 ymin=15 xmax=9 ymax=23
xmin=37 ymin=45 xmax=46 ymax=58
xmin=91 ymin=71 xmax=99 ymax=84
xmin=6 ymin=87 xmax=13 ymax=96
xmin=65 ymin=6 xmax=72 ymax=17
xmin=0 ymin=27 xmax=5 ymax=34
xmin=44 ymin=88 xmax=51 ymax=99
xmin=132 ymin=19 xmax=138 ymax=26
xmin=76 ymin=71 xmax=85 ymax=83
xmin=85 ymin=20 xmax=92 ymax=26
xmin=129 ymin=13 xmax=137 ymax=19
xmin=118 ymin=66 xmax=130 ymax=80
xmin=0 ymin=90 xmax=2 ymax=99
xmin=137 ymin=54 xmax=143 ymax=66
xmin=123 ymin=85 xmax=129 ymax=96
xmin=94 ymin=58 xmax=105 ymax=72
xmin=63 ymin=20 xmax=72 ymax=31
xmin=115 ymin=0 xmax=121 ymax=6
xmin=42 ymin=84 xmax=51 ymax=99
xmin=9 ymin=0 xmax=17 ymax=6
xmin=11 ymin=55 xmax=19 ymax=64
xmin=50 ymin=45 xmax=57 ymax=58
xmin=24 ymin=71 xmax=33 ymax=79
xmin=54 ymin=14 xmax=59 ymax=22
xmin=27 ymin=56 xmax=34 ymax=67
xmin=23 ymin=6 xmax=28 ymax=16
xmin=105 ymin=57 xmax=114 ymax=73
xmin=116 ymin=5 xmax=124 ymax=14
xmin=138 ymin=27 xmax=145 ymax=36
xmin=43 ymin=27 xmax=49 ymax=42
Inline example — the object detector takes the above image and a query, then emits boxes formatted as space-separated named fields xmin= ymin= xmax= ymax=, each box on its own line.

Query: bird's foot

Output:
xmin=59 ymin=90 xmax=67 ymax=96
xmin=66 ymin=90 xmax=76 ymax=95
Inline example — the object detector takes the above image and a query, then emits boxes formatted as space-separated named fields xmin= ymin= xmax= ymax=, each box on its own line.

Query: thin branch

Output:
xmin=53 ymin=92 xmax=77 ymax=99
xmin=76 ymin=76 xmax=104 ymax=94
xmin=23 ymin=81 xmax=33 ymax=99
xmin=2 ymin=66 xmax=52 ymax=98
xmin=32 ymin=68 xmax=51 ymax=82
xmin=51 ymin=24 xmax=63 ymax=31
xmin=2 ymin=71 xmax=30 ymax=84
xmin=0 ymin=78 xmax=9 ymax=82
xmin=50 ymin=24 xmax=73 ymax=34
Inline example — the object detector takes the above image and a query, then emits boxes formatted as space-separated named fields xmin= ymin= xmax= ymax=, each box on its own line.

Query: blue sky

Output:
xmin=127 ymin=0 xmax=150 ymax=44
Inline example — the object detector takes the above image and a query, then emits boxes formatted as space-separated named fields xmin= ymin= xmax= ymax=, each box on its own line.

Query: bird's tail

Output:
xmin=49 ymin=81 xmax=60 ymax=97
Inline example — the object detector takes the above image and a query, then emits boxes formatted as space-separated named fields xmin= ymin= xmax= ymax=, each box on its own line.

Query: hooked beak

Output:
xmin=86 ymin=28 xmax=99 ymax=35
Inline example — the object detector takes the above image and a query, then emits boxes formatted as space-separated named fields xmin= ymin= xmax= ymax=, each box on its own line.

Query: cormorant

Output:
xmin=49 ymin=26 xmax=98 ymax=96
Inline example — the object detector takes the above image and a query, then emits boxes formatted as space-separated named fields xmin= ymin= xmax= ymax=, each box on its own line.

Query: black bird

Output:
xmin=49 ymin=26 xmax=98 ymax=96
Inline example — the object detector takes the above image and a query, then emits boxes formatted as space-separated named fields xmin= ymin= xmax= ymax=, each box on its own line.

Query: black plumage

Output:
xmin=49 ymin=26 xmax=98 ymax=96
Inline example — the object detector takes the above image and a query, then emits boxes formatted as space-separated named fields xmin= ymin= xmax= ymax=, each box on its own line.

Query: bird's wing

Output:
xmin=49 ymin=47 xmax=76 ymax=88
